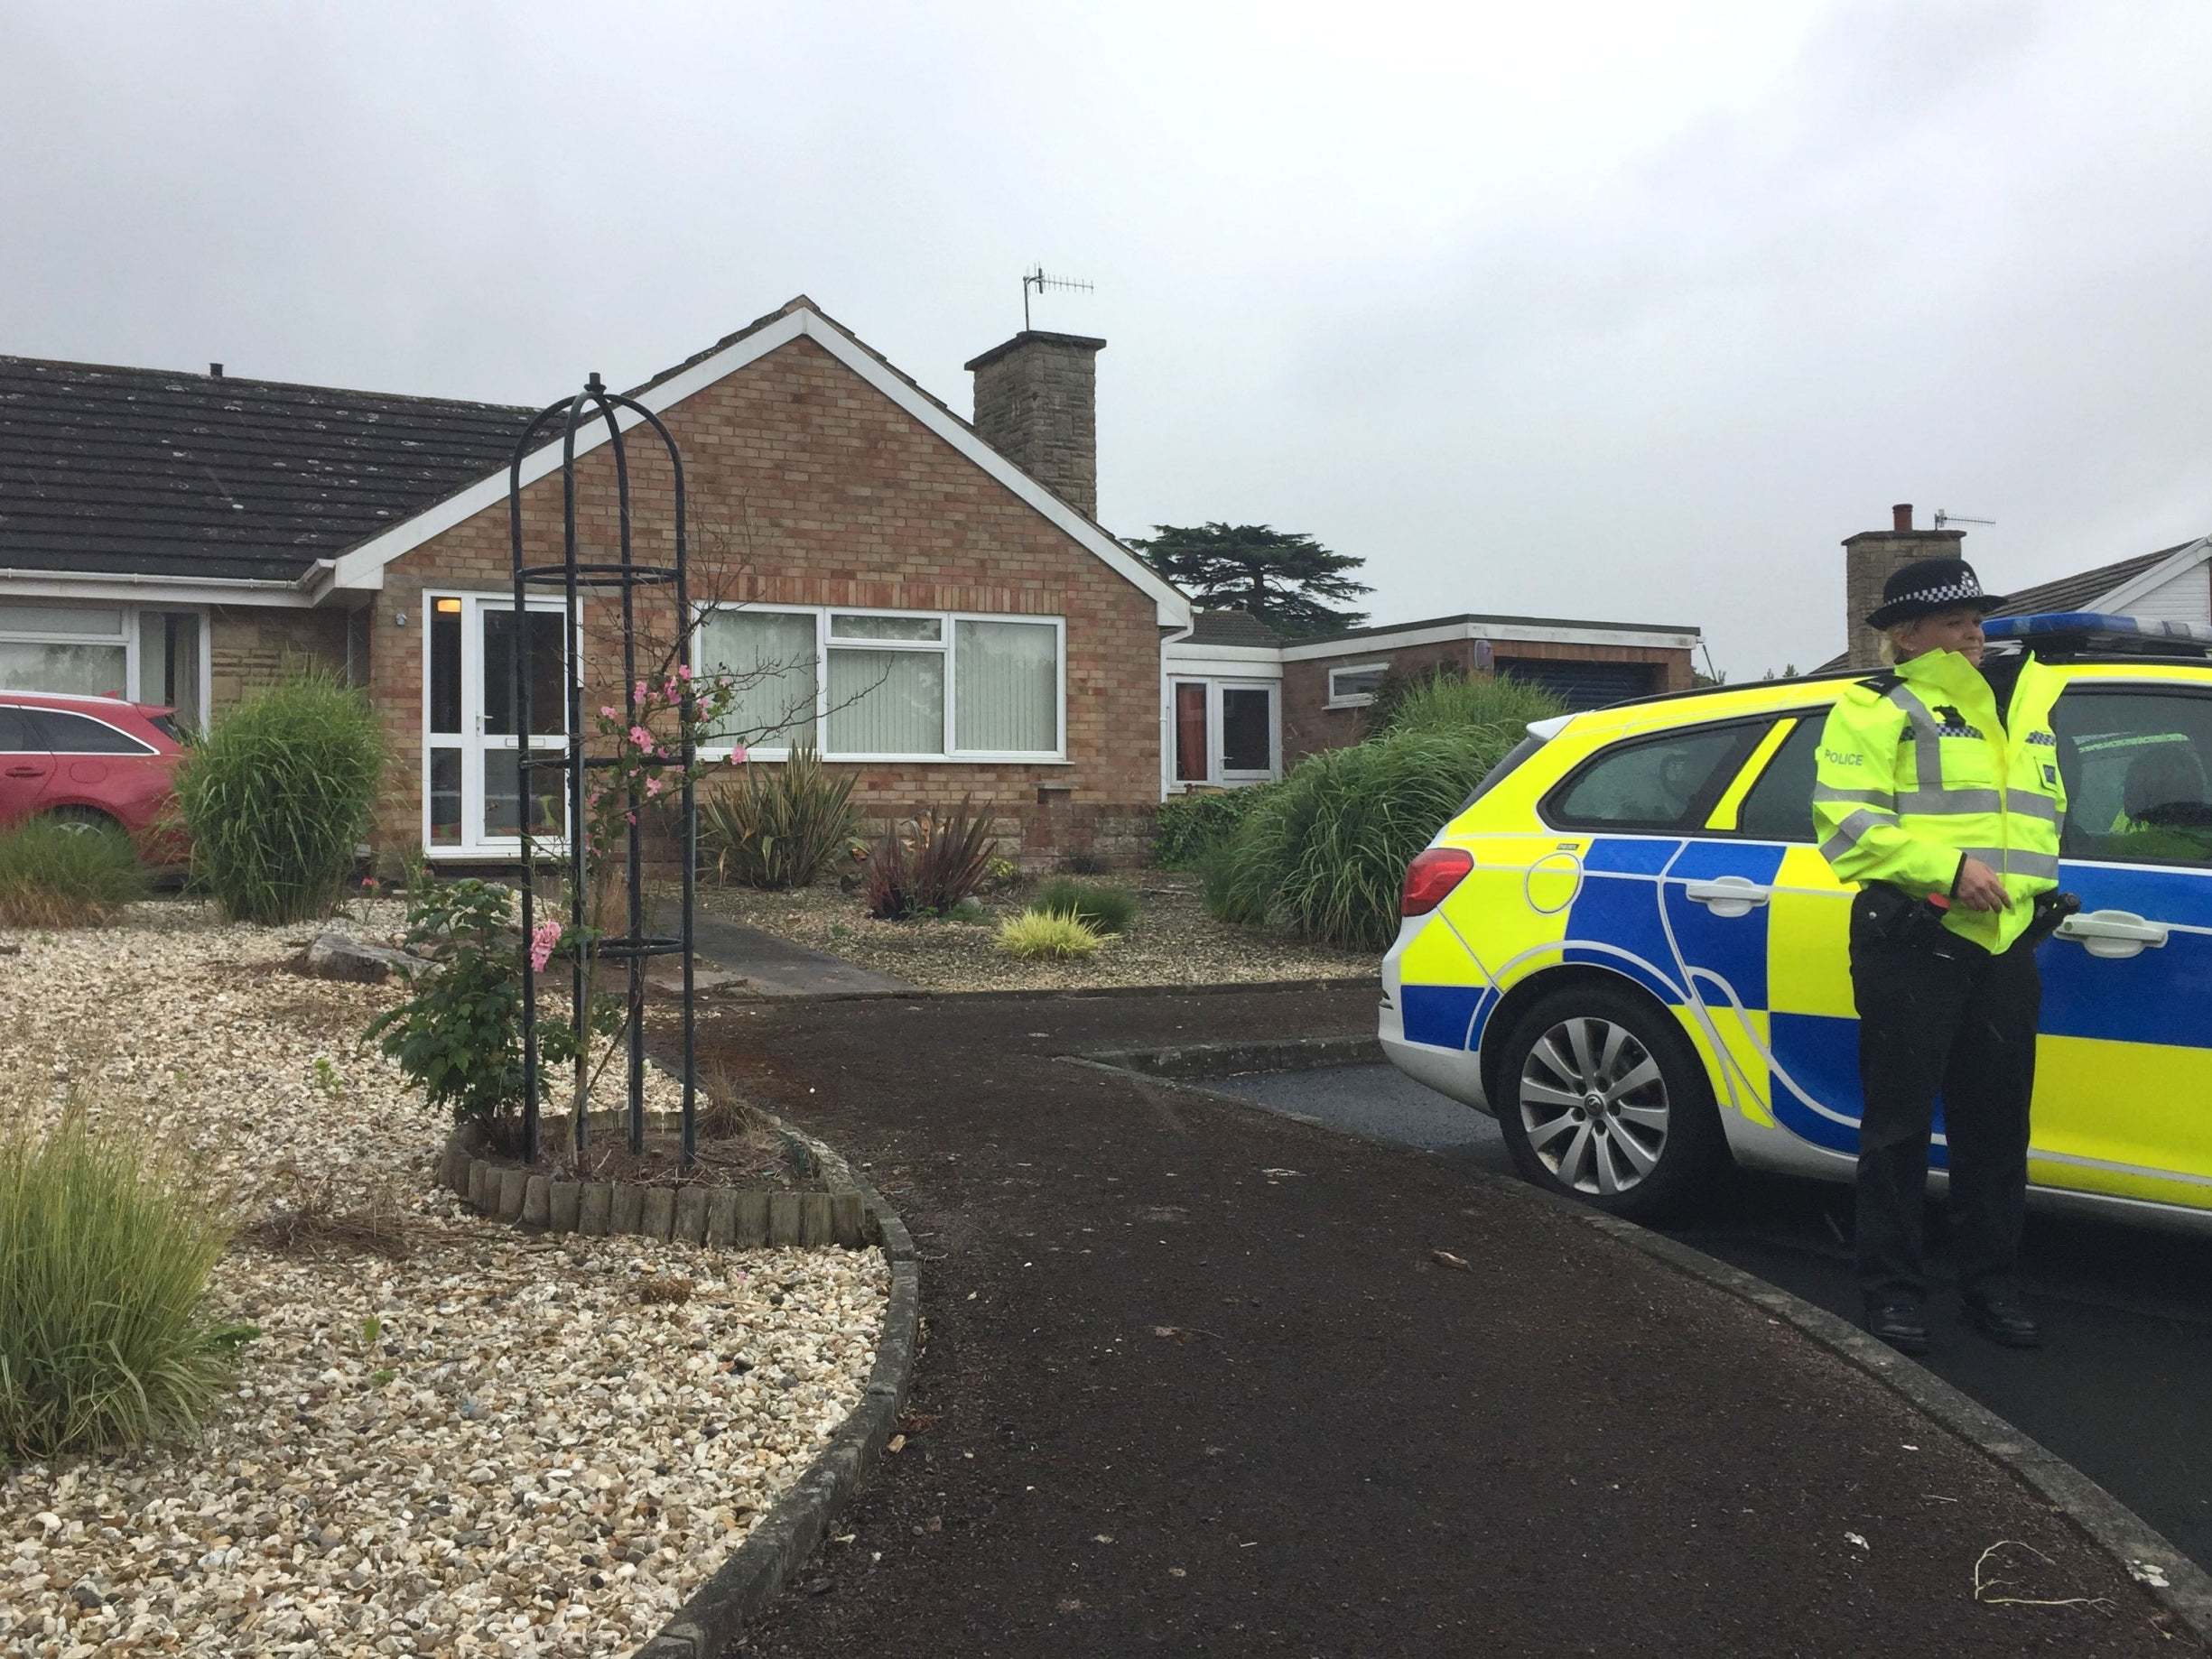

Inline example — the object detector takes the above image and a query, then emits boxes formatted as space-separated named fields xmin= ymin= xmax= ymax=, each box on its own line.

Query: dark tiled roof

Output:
xmin=1812 ymin=538 xmax=2207 ymax=671
xmin=1184 ymin=608 xmax=1283 ymax=647
xmin=0 ymin=357 xmax=536 ymax=583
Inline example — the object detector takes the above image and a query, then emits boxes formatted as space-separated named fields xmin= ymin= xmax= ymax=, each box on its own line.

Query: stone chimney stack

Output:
xmin=1842 ymin=502 xmax=1968 ymax=669
xmin=964 ymin=330 xmax=1107 ymax=518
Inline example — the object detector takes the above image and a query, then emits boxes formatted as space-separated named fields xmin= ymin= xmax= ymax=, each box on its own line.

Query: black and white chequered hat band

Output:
xmin=1864 ymin=557 xmax=2006 ymax=627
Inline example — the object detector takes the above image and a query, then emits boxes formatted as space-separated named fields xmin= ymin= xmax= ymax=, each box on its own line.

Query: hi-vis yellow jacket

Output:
xmin=1813 ymin=648 xmax=2066 ymax=954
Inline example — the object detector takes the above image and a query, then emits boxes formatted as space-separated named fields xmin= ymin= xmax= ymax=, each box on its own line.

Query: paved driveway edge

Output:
xmin=1568 ymin=1200 xmax=2212 ymax=1643
xmin=633 ymin=1175 xmax=921 ymax=1659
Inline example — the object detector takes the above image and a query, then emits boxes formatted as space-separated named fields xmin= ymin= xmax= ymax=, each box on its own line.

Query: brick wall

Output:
xmin=1843 ymin=524 xmax=1966 ymax=668
xmin=964 ymin=332 xmax=1105 ymax=519
xmin=367 ymin=333 xmax=1161 ymax=866
xmin=208 ymin=606 xmax=351 ymax=705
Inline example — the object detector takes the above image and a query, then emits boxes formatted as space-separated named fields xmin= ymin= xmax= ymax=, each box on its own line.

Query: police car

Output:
xmin=1379 ymin=614 xmax=2212 ymax=1228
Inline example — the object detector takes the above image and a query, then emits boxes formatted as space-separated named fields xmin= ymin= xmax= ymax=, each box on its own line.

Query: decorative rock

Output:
xmin=522 ymin=1175 xmax=551 ymax=1227
xmin=496 ymin=1167 xmax=527 ymax=1222
xmin=768 ymin=1192 xmax=803 ymax=1247
xmin=735 ymin=1191 xmax=771 ymax=1247
xmin=674 ymin=1186 xmax=709 ymax=1245
xmin=641 ymin=1187 xmax=676 ymax=1241
xmin=609 ymin=1184 xmax=646 ymax=1236
xmin=799 ymin=1191 xmax=832 ymax=1247
xmin=580 ymin=1182 xmax=614 ymax=1236
xmin=705 ymin=1190 xmax=739 ymax=1247
xmin=302 ymin=928 xmax=430 ymax=985
xmin=549 ymin=1181 xmax=582 ymax=1232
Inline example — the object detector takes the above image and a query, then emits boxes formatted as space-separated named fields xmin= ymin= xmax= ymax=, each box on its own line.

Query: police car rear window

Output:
xmin=1544 ymin=724 xmax=1757 ymax=832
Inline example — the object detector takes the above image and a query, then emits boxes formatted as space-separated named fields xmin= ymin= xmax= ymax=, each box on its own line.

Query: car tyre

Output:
xmin=1494 ymin=981 xmax=1728 ymax=1222
xmin=45 ymin=805 xmax=124 ymax=837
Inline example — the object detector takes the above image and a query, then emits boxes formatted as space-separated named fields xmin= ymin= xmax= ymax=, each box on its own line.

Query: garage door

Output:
xmin=1501 ymin=659 xmax=1659 ymax=711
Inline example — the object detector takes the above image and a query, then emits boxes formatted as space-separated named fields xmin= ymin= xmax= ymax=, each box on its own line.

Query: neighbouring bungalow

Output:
xmin=1 ymin=297 xmax=1704 ymax=862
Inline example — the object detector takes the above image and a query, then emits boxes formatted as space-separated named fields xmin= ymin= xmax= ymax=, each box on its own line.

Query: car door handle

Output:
xmin=2057 ymin=909 xmax=2169 ymax=959
xmin=4 ymin=765 xmax=44 ymax=778
xmin=1683 ymin=876 xmax=1771 ymax=918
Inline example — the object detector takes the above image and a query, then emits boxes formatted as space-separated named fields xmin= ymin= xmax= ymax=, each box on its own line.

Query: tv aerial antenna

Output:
xmin=1934 ymin=509 xmax=1996 ymax=530
xmin=1022 ymin=265 xmax=1093 ymax=330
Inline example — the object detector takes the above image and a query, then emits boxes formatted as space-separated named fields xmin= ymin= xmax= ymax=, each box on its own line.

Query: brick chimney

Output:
xmin=1842 ymin=503 xmax=1968 ymax=669
xmin=964 ymin=330 xmax=1107 ymax=518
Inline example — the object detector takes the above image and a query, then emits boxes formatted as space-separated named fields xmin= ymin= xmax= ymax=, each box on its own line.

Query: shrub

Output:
xmin=863 ymin=798 xmax=995 ymax=920
xmin=363 ymin=880 xmax=608 ymax=1145
xmin=1207 ymin=728 xmax=1517 ymax=952
xmin=178 ymin=673 xmax=384 ymax=923
xmin=1031 ymin=876 xmax=1139 ymax=936
xmin=699 ymin=747 xmax=859 ymax=890
xmin=0 ymin=1107 xmax=249 ymax=1460
xmin=998 ymin=908 xmax=1104 ymax=960
xmin=1369 ymin=666 xmax=1564 ymax=745
xmin=1152 ymin=787 xmax=1269 ymax=870
xmin=0 ymin=817 xmax=149 ymax=928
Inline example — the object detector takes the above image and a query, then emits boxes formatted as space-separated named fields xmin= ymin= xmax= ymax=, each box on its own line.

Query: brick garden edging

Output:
xmin=439 ymin=1120 xmax=875 ymax=1249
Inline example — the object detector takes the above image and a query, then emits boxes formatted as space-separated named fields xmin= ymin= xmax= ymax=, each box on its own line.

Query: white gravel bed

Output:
xmin=1 ymin=900 xmax=888 ymax=1657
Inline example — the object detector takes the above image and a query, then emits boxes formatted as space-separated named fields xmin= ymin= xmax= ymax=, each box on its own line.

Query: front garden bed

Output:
xmin=696 ymin=869 xmax=1376 ymax=993
xmin=0 ymin=902 xmax=888 ymax=1658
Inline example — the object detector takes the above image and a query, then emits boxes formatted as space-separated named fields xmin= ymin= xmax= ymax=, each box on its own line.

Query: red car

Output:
xmin=0 ymin=690 xmax=189 ymax=860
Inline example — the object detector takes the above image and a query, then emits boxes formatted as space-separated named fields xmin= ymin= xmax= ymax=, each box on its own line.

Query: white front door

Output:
xmin=424 ymin=592 xmax=572 ymax=855
xmin=1168 ymin=676 xmax=1279 ymax=791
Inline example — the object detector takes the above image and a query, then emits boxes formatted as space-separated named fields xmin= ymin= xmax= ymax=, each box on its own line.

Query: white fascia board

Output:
xmin=1278 ymin=619 xmax=1700 ymax=661
xmin=324 ymin=307 xmax=1194 ymax=630
xmin=2095 ymin=535 xmax=2212 ymax=613
xmin=1165 ymin=651 xmax=1285 ymax=681
xmin=1163 ymin=641 xmax=1283 ymax=665
xmin=0 ymin=569 xmax=322 ymax=608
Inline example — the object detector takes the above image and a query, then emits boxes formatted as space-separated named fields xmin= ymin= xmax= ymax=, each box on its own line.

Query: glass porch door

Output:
xmin=426 ymin=593 xmax=572 ymax=854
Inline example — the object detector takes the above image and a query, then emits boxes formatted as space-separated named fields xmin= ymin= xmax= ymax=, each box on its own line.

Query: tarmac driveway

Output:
xmin=693 ymin=986 xmax=2190 ymax=1656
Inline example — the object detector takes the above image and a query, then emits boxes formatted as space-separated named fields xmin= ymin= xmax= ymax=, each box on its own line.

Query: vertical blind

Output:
xmin=699 ymin=608 xmax=817 ymax=746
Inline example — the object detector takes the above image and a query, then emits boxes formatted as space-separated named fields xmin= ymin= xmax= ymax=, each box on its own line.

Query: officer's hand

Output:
xmin=1954 ymin=856 xmax=2011 ymax=913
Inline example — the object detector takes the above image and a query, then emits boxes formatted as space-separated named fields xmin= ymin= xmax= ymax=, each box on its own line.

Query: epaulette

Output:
xmin=1855 ymin=671 xmax=1901 ymax=694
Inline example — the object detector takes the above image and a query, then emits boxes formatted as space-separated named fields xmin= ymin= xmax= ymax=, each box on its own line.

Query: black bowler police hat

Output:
xmin=1864 ymin=557 xmax=2007 ymax=629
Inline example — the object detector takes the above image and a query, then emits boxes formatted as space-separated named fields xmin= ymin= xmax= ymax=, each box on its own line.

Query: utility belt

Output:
xmin=1854 ymin=883 xmax=2080 ymax=956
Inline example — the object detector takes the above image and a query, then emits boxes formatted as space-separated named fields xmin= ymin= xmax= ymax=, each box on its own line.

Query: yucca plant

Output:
xmin=863 ymin=796 xmax=997 ymax=920
xmin=0 ymin=817 xmax=149 ymax=928
xmin=998 ymin=908 xmax=1104 ymax=960
xmin=177 ymin=673 xmax=385 ymax=923
xmin=699 ymin=747 xmax=859 ymax=889
xmin=1030 ymin=876 xmax=1139 ymax=936
xmin=1207 ymin=728 xmax=1523 ymax=951
xmin=0 ymin=1107 xmax=249 ymax=1460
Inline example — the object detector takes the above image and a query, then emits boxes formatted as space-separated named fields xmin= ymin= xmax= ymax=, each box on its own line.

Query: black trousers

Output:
xmin=1849 ymin=898 xmax=2040 ymax=1306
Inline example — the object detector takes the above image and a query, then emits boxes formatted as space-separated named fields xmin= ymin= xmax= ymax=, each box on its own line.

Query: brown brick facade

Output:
xmin=208 ymin=605 xmax=352 ymax=706
xmin=362 ymin=334 xmax=1161 ymax=865
xmin=1843 ymin=515 xmax=1968 ymax=668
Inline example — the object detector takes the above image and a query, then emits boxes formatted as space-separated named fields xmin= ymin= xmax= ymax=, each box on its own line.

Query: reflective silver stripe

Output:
xmin=1961 ymin=848 xmax=2060 ymax=882
xmin=1813 ymin=783 xmax=1893 ymax=808
xmin=1819 ymin=808 xmax=1895 ymax=866
xmin=2010 ymin=792 xmax=2061 ymax=826
xmin=1897 ymin=786 xmax=2003 ymax=816
xmin=1883 ymin=684 xmax=1947 ymax=786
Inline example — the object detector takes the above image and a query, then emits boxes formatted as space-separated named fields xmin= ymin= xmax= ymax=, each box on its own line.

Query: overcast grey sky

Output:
xmin=6 ymin=1 xmax=2209 ymax=675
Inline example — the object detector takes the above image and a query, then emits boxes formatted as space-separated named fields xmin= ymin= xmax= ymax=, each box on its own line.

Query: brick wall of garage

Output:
xmin=208 ymin=606 xmax=352 ymax=707
xmin=365 ymin=333 xmax=1163 ymax=866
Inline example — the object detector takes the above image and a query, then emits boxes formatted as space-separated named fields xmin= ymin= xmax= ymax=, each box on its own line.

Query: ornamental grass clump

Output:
xmin=177 ymin=672 xmax=384 ymax=923
xmin=998 ymin=908 xmax=1104 ymax=960
xmin=863 ymin=797 xmax=996 ymax=920
xmin=0 ymin=816 xmax=149 ymax=928
xmin=1030 ymin=876 xmax=1139 ymax=936
xmin=0 ymin=1107 xmax=248 ymax=1461
xmin=699 ymin=746 xmax=860 ymax=889
xmin=1204 ymin=728 xmax=1516 ymax=952
xmin=1368 ymin=666 xmax=1565 ymax=745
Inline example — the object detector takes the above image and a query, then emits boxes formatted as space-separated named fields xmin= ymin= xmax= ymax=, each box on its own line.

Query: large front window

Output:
xmin=0 ymin=601 xmax=203 ymax=725
xmin=695 ymin=605 xmax=1064 ymax=761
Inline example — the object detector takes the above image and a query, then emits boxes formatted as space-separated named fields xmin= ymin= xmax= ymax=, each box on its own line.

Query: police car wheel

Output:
xmin=1495 ymin=984 xmax=1725 ymax=1221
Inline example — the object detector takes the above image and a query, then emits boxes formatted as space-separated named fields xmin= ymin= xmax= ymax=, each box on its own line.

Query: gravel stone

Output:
xmin=0 ymin=900 xmax=888 ymax=1658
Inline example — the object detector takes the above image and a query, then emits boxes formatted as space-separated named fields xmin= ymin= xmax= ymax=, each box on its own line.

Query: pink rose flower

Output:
xmin=528 ymin=917 xmax=562 ymax=974
xmin=677 ymin=664 xmax=692 ymax=681
xmin=730 ymin=745 xmax=748 ymax=765
xmin=634 ymin=681 xmax=648 ymax=703
xmin=628 ymin=725 xmax=654 ymax=751
xmin=599 ymin=704 xmax=618 ymax=720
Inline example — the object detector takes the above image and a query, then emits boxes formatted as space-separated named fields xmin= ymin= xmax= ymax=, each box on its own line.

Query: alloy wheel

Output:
xmin=1517 ymin=1016 xmax=1671 ymax=1196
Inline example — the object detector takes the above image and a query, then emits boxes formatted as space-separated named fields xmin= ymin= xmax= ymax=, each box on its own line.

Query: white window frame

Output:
xmin=1166 ymin=674 xmax=1281 ymax=792
xmin=1326 ymin=661 xmax=1390 ymax=709
xmin=419 ymin=589 xmax=583 ymax=861
xmin=693 ymin=602 xmax=1068 ymax=765
xmin=0 ymin=599 xmax=212 ymax=724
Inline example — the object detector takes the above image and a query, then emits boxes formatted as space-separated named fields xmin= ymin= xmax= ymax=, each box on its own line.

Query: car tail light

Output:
xmin=1401 ymin=848 xmax=1473 ymax=916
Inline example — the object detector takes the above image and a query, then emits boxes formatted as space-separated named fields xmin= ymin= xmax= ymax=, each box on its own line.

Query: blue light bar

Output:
xmin=1983 ymin=611 xmax=2212 ymax=649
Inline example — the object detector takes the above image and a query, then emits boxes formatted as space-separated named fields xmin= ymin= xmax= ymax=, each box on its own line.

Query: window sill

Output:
xmin=702 ymin=749 xmax=1073 ymax=766
xmin=1324 ymin=698 xmax=1375 ymax=710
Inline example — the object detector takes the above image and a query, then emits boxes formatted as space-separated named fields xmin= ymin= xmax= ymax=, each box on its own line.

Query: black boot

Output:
xmin=1864 ymin=1299 xmax=1929 ymax=1355
xmin=1963 ymin=1293 xmax=2041 ymax=1349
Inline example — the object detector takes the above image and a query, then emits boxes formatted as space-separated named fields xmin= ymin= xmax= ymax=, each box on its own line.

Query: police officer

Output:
xmin=1813 ymin=557 xmax=2067 ymax=1355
